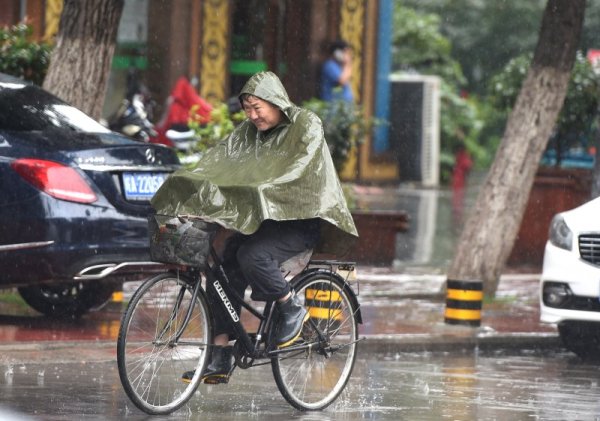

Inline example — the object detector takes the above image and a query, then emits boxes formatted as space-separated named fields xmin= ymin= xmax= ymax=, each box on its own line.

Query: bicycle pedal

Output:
xmin=203 ymin=374 xmax=230 ymax=385
xmin=277 ymin=335 xmax=305 ymax=349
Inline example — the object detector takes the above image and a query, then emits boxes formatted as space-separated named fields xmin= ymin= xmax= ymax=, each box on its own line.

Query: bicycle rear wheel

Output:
xmin=117 ymin=272 xmax=212 ymax=415
xmin=271 ymin=270 xmax=359 ymax=410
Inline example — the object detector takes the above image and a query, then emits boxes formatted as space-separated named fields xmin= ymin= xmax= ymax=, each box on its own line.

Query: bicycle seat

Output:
xmin=280 ymin=249 xmax=313 ymax=277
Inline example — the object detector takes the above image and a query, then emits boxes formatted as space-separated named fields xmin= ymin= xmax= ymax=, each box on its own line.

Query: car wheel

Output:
xmin=558 ymin=321 xmax=600 ymax=361
xmin=17 ymin=282 xmax=116 ymax=318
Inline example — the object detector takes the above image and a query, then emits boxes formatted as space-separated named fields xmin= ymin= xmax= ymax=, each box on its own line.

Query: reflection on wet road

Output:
xmin=1 ymin=349 xmax=598 ymax=420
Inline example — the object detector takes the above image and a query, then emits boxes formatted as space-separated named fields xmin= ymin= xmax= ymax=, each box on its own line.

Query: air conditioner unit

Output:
xmin=388 ymin=74 xmax=440 ymax=186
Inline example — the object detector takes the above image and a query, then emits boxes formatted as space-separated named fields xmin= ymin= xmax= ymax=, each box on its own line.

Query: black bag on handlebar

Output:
xmin=148 ymin=214 xmax=217 ymax=267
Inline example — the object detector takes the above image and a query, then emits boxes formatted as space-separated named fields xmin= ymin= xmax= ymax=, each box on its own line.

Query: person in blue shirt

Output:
xmin=320 ymin=40 xmax=354 ymax=103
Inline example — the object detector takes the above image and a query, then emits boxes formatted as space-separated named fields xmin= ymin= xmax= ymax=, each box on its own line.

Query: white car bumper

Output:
xmin=540 ymin=241 xmax=600 ymax=324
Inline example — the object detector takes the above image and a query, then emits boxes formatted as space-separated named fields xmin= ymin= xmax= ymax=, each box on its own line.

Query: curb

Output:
xmin=0 ymin=332 xmax=563 ymax=364
xmin=360 ymin=332 xmax=562 ymax=354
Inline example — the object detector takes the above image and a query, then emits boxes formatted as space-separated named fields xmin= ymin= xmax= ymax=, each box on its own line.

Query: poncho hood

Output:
xmin=238 ymin=70 xmax=293 ymax=113
xmin=151 ymin=71 xmax=358 ymax=256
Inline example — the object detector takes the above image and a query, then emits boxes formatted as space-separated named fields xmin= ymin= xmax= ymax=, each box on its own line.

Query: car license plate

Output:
xmin=122 ymin=172 xmax=168 ymax=201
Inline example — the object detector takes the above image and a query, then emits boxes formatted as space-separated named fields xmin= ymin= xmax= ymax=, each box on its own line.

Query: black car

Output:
xmin=0 ymin=73 xmax=179 ymax=317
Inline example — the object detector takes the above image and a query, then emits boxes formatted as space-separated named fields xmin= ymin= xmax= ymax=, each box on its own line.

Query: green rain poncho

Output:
xmin=151 ymin=71 xmax=358 ymax=256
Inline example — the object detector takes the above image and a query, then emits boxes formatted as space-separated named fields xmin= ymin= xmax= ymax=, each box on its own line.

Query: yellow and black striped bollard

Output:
xmin=444 ymin=279 xmax=483 ymax=327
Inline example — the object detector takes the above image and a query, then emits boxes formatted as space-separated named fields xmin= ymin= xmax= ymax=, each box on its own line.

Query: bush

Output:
xmin=302 ymin=98 xmax=381 ymax=172
xmin=439 ymin=81 xmax=486 ymax=182
xmin=188 ymin=103 xmax=245 ymax=153
xmin=178 ymin=103 xmax=245 ymax=166
xmin=488 ymin=51 xmax=600 ymax=164
xmin=0 ymin=23 xmax=51 ymax=85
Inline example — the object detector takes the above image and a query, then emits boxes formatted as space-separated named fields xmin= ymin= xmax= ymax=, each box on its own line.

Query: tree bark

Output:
xmin=42 ymin=0 xmax=124 ymax=120
xmin=447 ymin=0 xmax=586 ymax=296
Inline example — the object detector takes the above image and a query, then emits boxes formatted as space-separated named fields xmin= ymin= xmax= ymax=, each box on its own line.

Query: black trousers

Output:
xmin=208 ymin=219 xmax=320 ymax=337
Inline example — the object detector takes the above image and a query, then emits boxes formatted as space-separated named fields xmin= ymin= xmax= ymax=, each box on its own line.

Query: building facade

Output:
xmin=1 ymin=0 xmax=401 ymax=182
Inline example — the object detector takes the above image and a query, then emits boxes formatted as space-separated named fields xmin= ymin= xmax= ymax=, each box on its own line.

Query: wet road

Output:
xmin=1 ymin=348 xmax=599 ymax=420
xmin=1 ymin=173 xmax=575 ymax=419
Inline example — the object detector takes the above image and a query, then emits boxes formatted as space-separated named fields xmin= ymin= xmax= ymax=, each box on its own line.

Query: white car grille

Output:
xmin=579 ymin=234 xmax=600 ymax=266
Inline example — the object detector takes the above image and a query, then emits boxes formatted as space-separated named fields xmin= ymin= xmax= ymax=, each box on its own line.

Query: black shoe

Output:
xmin=181 ymin=369 xmax=195 ymax=383
xmin=275 ymin=292 xmax=309 ymax=348
xmin=181 ymin=345 xmax=233 ymax=385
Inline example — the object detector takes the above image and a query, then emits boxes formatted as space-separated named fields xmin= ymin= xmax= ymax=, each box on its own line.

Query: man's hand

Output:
xmin=342 ymin=48 xmax=353 ymax=65
xmin=212 ymin=227 xmax=236 ymax=258
xmin=339 ymin=48 xmax=353 ymax=85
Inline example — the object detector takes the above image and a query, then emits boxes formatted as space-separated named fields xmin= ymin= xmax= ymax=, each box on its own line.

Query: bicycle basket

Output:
xmin=148 ymin=214 xmax=217 ymax=267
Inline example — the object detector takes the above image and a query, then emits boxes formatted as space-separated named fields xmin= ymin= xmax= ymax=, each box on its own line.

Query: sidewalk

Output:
xmin=346 ymin=180 xmax=561 ymax=353
xmin=0 ymin=265 xmax=561 ymax=363
xmin=355 ymin=265 xmax=560 ymax=355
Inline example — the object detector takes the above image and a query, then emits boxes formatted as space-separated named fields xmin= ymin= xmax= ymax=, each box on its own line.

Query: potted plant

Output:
xmin=489 ymin=52 xmax=599 ymax=168
xmin=488 ymin=52 xmax=600 ymax=266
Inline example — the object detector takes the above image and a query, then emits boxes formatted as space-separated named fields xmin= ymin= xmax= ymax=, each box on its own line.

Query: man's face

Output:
xmin=242 ymin=96 xmax=282 ymax=131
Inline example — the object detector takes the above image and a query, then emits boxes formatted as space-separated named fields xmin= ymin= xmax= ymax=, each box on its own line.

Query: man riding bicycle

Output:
xmin=151 ymin=71 xmax=358 ymax=385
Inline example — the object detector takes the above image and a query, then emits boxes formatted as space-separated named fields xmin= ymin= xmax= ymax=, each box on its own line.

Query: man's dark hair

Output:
xmin=329 ymin=39 xmax=350 ymax=55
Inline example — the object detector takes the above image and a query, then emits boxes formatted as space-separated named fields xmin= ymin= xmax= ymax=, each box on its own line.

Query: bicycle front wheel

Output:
xmin=271 ymin=270 xmax=359 ymax=410
xmin=117 ymin=272 xmax=212 ymax=415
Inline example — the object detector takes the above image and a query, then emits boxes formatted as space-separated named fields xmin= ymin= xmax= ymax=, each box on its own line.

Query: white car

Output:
xmin=540 ymin=196 xmax=600 ymax=359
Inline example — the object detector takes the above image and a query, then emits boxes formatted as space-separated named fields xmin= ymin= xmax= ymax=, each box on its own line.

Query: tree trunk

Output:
xmin=42 ymin=0 xmax=124 ymax=120
xmin=447 ymin=0 xmax=586 ymax=296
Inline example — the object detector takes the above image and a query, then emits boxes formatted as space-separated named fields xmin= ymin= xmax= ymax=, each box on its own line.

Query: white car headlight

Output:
xmin=548 ymin=214 xmax=573 ymax=251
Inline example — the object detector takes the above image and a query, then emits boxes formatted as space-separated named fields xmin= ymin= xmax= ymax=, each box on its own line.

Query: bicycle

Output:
xmin=116 ymin=215 xmax=362 ymax=415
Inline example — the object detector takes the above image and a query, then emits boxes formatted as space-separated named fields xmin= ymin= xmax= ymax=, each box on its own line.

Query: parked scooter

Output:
xmin=108 ymin=69 xmax=157 ymax=142
xmin=109 ymin=94 xmax=157 ymax=142
xmin=164 ymin=123 xmax=198 ymax=152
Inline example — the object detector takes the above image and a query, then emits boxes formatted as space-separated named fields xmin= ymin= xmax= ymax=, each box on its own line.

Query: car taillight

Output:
xmin=11 ymin=158 xmax=97 ymax=204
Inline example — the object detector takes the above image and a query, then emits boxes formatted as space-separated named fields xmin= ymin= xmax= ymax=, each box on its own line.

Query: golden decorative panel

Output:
xmin=200 ymin=0 xmax=230 ymax=104
xmin=339 ymin=0 xmax=365 ymax=179
xmin=340 ymin=0 xmax=364 ymax=103
xmin=44 ymin=0 xmax=64 ymax=42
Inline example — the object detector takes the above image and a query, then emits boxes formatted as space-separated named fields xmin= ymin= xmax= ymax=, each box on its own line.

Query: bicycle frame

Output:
xmin=153 ymin=268 xmax=206 ymax=347
xmin=162 ymin=245 xmax=362 ymax=364
xmin=117 ymin=241 xmax=363 ymax=414
xmin=205 ymin=247 xmax=278 ymax=360
xmin=208 ymin=248 xmax=363 ymax=361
